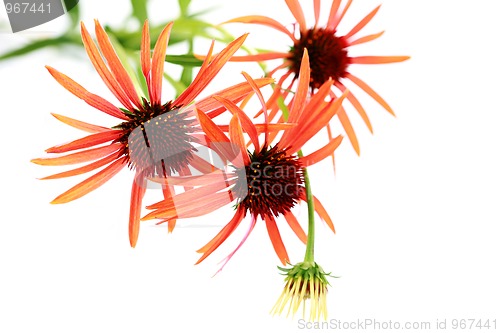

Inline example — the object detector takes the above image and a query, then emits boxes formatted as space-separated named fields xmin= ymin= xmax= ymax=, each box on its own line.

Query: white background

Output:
xmin=1 ymin=0 xmax=499 ymax=332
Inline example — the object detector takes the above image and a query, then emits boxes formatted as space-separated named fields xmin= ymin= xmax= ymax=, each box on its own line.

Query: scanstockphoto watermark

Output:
xmin=2 ymin=0 xmax=78 ymax=32
xmin=298 ymin=318 xmax=498 ymax=331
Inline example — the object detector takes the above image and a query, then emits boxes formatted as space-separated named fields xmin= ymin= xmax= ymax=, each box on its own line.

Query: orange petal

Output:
xmin=50 ymin=113 xmax=109 ymax=133
xmin=264 ymin=214 xmax=289 ymax=265
xmin=241 ymin=72 xmax=270 ymax=147
xmin=313 ymin=195 xmax=335 ymax=233
xmin=299 ymin=135 xmax=343 ymax=167
xmin=32 ymin=143 xmax=120 ymax=166
xmin=45 ymin=66 xmax=127 ymax=120
xmin=197 ymin=78 xmax=274 ymax=115
xmin=284 ymin=0 xmax=307 ymax=33
xmin=39 ymin=151 xmax=122 ymax=180
xmin=94 ymin=20 xmax=142 ymax=109
xmin=213 ymin=95 xmax=259 ymax=152
xmin=223 ymin=15 xmax=295 ymax=41
xmin=229 ymin=114 xmax=251 ymax=167
xmin=348 ymin=31 xmax=385 ymax=46
xmin=51 ymin=156 xmax=127 ymax=204
xmin=140 ymin=20 xmax=151 ymax=82
xmin=174 ymin=34 xmax=248 ymax=107
xmin=150 ymin=22 xmax=174 ymax=105
xmin=336 ymin=105 xmax=360 ymax=156
xmin=329 ymin=0 xmax=353 ymax=31
xmin=344 ymin=5 xmax=381 ymax=40
xmin=129 ymin=173 xmax=147 ymax=247
xmin=80 ymin=22 xmax=136 ymax=112
xmin=346 ymin=73 xmax=395 ymax=116
xmin=326 ymin=0 xmax=342 ymax=29
xmin=350 ymin=55 xmax=411 ymax=64
xmin=45 ymin=130 xmax=123 ymax=154
xmin=195 ymin=208 xmax=246 ymax=263
xmin=226 ymin=52 xmax=290 ymax=62
xmin=313 ymin=0 xmax=321 ymax=27
xmin=283 ymin=211 xmax=307 ymax=244
xmin=194 ymin=108 xmax=234 ymax=161
xmin=335 ymin=81 xmax=373 ymax=133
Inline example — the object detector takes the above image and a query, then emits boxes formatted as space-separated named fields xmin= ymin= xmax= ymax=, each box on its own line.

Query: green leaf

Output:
xmin=130 ymin=0 xmax=148 ymax=23
xmin=62 ymin=0 xmax=80 ymax=29
xmin=178 ymin=0 xmax=191 ymax=17
xmin=0 ymin=36 xmax=77 ymax=61
xmin=165 ymin=54 xmax=203 ymax=67
xmin=164 ymin=72 xmax=188 ymax=99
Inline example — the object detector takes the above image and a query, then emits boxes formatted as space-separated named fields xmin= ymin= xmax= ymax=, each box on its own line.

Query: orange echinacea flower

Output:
xmin=225 ymin=0 xmax=409 ymax=154
xmin=31 ymin=20 xmax=273 ymax=247
xmin=143 ymin=50 xmax=347 ymax=271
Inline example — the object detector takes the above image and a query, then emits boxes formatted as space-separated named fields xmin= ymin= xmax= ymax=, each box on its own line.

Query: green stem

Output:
xmin=297 ymin=150 xmax=315 ymax=263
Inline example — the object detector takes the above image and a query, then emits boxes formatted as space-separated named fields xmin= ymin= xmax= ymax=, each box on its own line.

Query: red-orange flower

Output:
xmin=225 ymin=0 xmax=409 ymax=154
xmin=32 ymin=19 xmax=272 ymax=247
xmin=143 ymin=50 xmax=347 ymax=271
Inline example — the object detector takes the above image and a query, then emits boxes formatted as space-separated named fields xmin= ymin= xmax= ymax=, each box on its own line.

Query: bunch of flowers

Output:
xmin=32 ymin=0 xmax=408 ymax=321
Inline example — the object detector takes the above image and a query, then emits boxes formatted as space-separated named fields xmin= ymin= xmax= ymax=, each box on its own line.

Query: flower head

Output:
xmin=271 ymin=261 xmax=333 ymax=321
xmin=225 ymin=0 xmax=410 ymax=154
xmin=143 ymin=50 xmax=346 ymax=270
xmin=32 ymin=19 xmax=272 ymax=246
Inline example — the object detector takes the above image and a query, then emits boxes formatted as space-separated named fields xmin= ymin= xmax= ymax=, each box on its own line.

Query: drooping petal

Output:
xmin=350 ymin=55 xmax=410 ymax=64
xmin=343 ymin=5 xmax=381 ymax=40
xmin=80 ymin=22 xmax=136 ymax=112
xmin=174 ymin=34 xmax=248 ymax=107
xmin=346 ymin=72 xmax=395 ymax=116
xmin=336 ymin=105 xmax=360 ymax=155
xmin=150 ymin=22 xmax=174 ymax=105
xmin=45 ymin=66 xmax=128 ymax=120
xmin=223 ymin=15 xmax=295 ymax=41
xmin=195 ymin=207 xmax=246 ymax=262
xmin=129 ymin=173 xmax=147 ymax=247
xmin=241 ymin=72 xmax=270 ymax=147
xmin=328 ymin=0 xmax=353 ymax=31
xmin=45 ymin=130 xmax=123 ymax=154
xmin=335 ymin=81 xmax=373 ymax=133
xmin=299 ymin=135 xmax=343 ymax=167
xmin=264 ymin=214 xmax=289 ymax=265
xmin=32 ymin=143 xmax=121 ymax=166
xmin=283 ymin=211 xmax=307 ymax=244
xmin=50 ymin=156 xmax=127 ymax=204
xmin=50 ymin=113 xmax=110 ymax=133
xmin=299 ymin=192 xmax=336 ymax=233
xmin=94 ymin=20 xmax=142 ymax=109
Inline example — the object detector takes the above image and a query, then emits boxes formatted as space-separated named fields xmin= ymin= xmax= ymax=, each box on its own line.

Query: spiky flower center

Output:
xmin=233 ymin=145 xmax=304 ymax=218
xmin=289 ymin=28 xmax=350 ymax=90
xmin=115 ymin=100 xmax=198 ymax=176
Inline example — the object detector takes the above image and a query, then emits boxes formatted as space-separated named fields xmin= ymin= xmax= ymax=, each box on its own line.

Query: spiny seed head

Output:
xmin=289 ymin=28 xmax=350 ymax=90
xmin=114 ymin=100 xmax=198 ymax=176
xmin=233 ymin=145 xmax=304 ymax=218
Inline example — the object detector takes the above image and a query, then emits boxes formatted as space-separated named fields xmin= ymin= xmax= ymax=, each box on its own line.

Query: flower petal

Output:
xmin=344 ymin=5 xmax=381 ymax=40
xmin=94 ymin=19 xmax=143 ymax=109
xmin=346 ymin=72 xmax=395 ymax=116
xmin=32 ymin=143 xmax=121 ymax=166
xmin=283 ymin=211 xmax=307 ymax=244
xmin=45 ymin=130 xmax=123 ymax=154
xmin=229 ymin=114 xmax=251 ymax=167
xmin=350 ymin=55 xmax=410 ymax=64
xmin=284 ymin=0 xmax=307 ymax=33
xmin=45 ymin=66 xmax=127 ymax=120
xmin=299 ymin=135 xmax=343 ymax=167
xmin=150 ymin=22 xmax=174 ymax=105
xmin=335 ymin=81 xmax=373 ymax=133
xmin=226 ymin=52 xmax=290 ymax=62
xmin=223 ymin=15 xmax=295 ymax=41
xmin=140 ymin=20 xmax=151 ymax=83
xmin=264 ymin=214 xmax=289 ymax=265
xmin=50 ymin=113 xmax=110 ymax=133
xmin=348 ymin=31 xmax=385 ymax=46
xmin=51 ymin=156 xmax=127 ymax=204
xmin=129 ymin=173 xmax=147 ymax=247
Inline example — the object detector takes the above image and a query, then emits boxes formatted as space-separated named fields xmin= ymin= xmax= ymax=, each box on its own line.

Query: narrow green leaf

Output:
xmin=62 ymin=0 xmax=80 ymax=29
xmin=165 ymin=54 xmax=203 ymax=67
xmin=0 ymin=36 xmax=76 ymax=61
xmin=178 ymin=0 xmax=191 ymax=17
xmin=130 ymin=0 xmax=148 ymax=23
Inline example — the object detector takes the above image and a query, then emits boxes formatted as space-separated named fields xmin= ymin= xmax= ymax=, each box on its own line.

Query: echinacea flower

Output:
xmin=224 ymin=0 xmax=410 ymax=154
xmin=143 ymin=50 xmax=347 ymax=270
xmin=271 ymin=261 xmax=333 ymax=320
xmin=31 ymin=19 xmax=273 ymax=247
